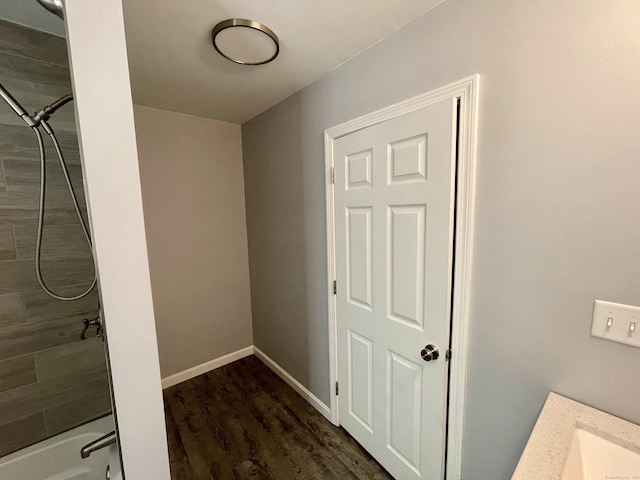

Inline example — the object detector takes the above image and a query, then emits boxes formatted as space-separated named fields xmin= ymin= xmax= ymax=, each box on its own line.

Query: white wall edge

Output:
xmin=253 ymin=346 xmax=332 ymax=422
xmin=64 ymin=0 xmax=171 ymax=478
xmin=161 ymin=346 xmax=254 ymax=389
xmin=324 ymin=74 xmax=479 ymax=479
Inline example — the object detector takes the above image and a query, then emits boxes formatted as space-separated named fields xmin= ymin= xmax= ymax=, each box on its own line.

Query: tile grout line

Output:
xmin=0 ymin=49 xmax=71 ymax=74
xmin=0 ymin=157 xmax=6 ymax=190
xmin=0 ymin=26 xmax=70 ymax=68
xmin=9 ymin=224 xmax=17 ymax=261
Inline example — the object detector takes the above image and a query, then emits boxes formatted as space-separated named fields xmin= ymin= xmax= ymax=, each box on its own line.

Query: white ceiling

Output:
xmin=122 ymin=0 xmax=445 ymax=124
xmin=0 ymin=1 xmax=444 ymax=124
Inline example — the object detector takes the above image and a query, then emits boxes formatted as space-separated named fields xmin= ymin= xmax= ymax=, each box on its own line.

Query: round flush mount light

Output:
xmin=211 ymin=19 xmax=279 ymax=65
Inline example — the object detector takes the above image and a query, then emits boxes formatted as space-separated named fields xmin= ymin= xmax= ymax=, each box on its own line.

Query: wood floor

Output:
xmin=163 ymin=355 xmax=392 ymax=480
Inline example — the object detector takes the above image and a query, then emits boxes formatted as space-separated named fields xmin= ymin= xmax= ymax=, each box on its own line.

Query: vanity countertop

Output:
xmin=512 ymin=392 xmax=640 ymax=479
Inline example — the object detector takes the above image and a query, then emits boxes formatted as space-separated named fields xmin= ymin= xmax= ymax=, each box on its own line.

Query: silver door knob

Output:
xmin=421 ymin=344 xmax=439 ymax=362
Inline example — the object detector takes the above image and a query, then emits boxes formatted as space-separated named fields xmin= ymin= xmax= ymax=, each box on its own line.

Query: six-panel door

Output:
xmin=334 ymin=98 xmax=457 ymax=479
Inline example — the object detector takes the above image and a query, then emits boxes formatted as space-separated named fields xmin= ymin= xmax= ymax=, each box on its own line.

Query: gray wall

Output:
xmin=134 ymin=105 xmax=253 ymax=378
xmin=0 ymin=20 xmax=109 ymax=457
xmin=242 ymin=96 xmax=316 ymax=387
xmin=241 ymin=1 xmax=640 ymax=478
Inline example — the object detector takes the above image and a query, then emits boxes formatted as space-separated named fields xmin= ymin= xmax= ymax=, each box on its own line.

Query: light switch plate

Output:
xmin=591 ymin=300 xmax=640 ymax=349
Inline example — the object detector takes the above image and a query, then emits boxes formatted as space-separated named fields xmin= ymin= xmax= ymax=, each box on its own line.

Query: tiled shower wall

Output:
xmin=0 ymin=20 xmax=110 ymax=456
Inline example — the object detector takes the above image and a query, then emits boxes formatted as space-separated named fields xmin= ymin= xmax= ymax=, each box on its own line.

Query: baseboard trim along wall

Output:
xmin=253 ymin=346 xmax=332 ymax=421
xmin=161 ymin=345 xmax=332 ymax=421
xmin=161 ymin=346 xmax=254 ymax=389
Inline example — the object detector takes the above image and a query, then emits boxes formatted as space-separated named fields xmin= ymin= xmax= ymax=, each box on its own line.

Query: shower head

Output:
xmin=36 ymin=0 xmax=64 ymax=20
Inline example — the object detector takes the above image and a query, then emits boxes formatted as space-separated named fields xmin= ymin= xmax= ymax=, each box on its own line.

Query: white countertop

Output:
xmin=512 ymin=392 xmax=640 ymax=479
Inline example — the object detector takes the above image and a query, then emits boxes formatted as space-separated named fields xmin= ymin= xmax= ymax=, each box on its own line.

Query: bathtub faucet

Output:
xmin=80 ymin=430 xmax=117 ymax=459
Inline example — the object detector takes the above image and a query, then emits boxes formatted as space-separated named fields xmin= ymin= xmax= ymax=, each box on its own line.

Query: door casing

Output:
xmin=324 ymin=75 xmax=479 ymax=479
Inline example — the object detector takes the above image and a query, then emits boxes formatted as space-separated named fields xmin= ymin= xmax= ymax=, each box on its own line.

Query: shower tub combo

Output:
xmin=0 ymin=416 xmax=121 ymax=480
xmin=0 ymin=1 xmax=122 ymax=477
xmin=0 ymin=71 xmax=118 ymax=480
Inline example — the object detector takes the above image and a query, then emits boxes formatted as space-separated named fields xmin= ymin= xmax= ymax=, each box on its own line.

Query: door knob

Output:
xmin=420 ymin=344 xmax=439 ymax=362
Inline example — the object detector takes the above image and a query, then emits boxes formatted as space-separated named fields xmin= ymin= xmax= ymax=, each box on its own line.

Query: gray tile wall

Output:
xmin=0 ymin=19 xmax=110 ymax=457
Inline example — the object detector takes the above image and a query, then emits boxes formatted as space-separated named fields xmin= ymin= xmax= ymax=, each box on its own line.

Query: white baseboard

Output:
xmin=161 ymin=345 xmax=254 ymax=389
xmin=253 ymin=346 xmax=332 ymax=421
xmin=161 ymin=345 xmax=333 ymax=423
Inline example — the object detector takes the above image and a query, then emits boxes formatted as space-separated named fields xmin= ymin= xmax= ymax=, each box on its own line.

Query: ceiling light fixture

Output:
xmin=211 ymin=19 xmax=280 ymax=66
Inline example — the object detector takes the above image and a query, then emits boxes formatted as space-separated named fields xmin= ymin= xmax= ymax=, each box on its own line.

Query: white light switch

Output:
xmin=592 ymin=300 xmax=640 ymax=349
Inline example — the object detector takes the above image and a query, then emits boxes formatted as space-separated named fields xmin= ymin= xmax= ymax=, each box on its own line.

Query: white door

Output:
xmin=334 ymin=98 xmax=457 ymax=480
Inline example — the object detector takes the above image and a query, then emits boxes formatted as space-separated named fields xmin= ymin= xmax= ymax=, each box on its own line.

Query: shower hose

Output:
xmin=32 ymin=121 xmax=97 ymax=301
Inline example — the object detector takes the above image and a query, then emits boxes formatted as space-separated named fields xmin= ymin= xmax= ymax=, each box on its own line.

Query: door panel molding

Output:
xmin=324 ymin=75 xmax=479 ymax=479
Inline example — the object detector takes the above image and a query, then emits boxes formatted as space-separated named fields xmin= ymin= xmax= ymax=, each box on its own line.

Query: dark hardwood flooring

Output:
xmin=163 ymin=355 xmax=392 ymax=480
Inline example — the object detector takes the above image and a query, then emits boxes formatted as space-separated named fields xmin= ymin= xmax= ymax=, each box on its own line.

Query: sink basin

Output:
xmin=561 ymin=427 xmax=640 ymax=480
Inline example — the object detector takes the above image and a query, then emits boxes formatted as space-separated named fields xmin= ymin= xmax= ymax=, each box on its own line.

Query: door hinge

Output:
xmin=330 ymin=166 xmax=335 ymax=184
xmin=335 ymin=381 xmax=339 ymax=396
xmin=333 ymin=280 xmax=337 ymax=295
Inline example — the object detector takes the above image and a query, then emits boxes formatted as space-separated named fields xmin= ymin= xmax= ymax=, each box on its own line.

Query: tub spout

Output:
xmin=80 ymin=431 xmax=116 ymax=459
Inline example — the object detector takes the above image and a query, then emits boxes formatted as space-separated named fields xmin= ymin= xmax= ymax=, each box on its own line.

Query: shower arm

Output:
xmin=0 ymin=82 xmax=73 ymax=128
xmin=0 ymin=83 xmax=38 ymax=127
xmin=33 ymin=94 xmax=73 ymax=126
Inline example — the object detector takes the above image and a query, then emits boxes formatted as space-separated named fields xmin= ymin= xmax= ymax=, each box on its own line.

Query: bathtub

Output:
xmin=0 ymin=415 xmax=122 ymax=480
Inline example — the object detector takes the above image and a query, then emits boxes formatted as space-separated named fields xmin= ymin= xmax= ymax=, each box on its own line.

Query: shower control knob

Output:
xmin=420 ymin=344 xmax=439 ymax=362
xmin=81 ymin=316 xmax=102 ymax=340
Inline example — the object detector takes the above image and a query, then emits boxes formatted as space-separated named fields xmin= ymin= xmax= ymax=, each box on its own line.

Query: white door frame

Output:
xmin=324 ymin=75 xmax=479 ymax=479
